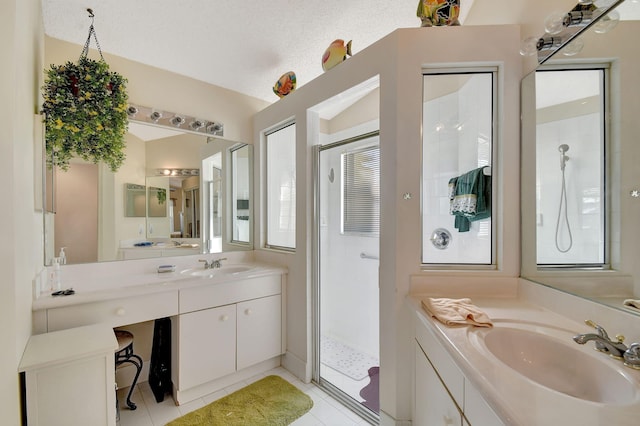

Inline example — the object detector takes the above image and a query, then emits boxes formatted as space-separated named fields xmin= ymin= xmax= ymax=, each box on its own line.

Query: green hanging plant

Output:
xmin=156 ymin=188 xmax=167 ymax=205
xmin=41 ymin=9 xmax=129 ymax=172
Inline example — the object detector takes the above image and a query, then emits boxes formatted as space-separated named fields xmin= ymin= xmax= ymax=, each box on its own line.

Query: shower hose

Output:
xmin=555 ymin=165 xmax=573 ymax=253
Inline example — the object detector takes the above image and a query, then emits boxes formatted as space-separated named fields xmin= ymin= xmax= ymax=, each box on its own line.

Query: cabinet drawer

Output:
xmin=47 ymin=291 xmax=178 ymax=332
xmin=415 ymin=312 xmax=464 ymax=406
xmin=180 ymin=274 xmax=282 ymax=313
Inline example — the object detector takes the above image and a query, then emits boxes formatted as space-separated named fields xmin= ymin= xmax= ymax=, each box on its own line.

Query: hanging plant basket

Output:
xmin=41 ymin=10 xmax=129 ymax=172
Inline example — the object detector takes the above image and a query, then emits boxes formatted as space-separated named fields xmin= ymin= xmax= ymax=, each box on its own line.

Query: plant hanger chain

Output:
xmin=80 ymin=8 xmax=105 ymax=61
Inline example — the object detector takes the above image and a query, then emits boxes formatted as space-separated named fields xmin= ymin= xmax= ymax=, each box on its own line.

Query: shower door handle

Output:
xmin=360 ymin=252 xmax=379 ymax=260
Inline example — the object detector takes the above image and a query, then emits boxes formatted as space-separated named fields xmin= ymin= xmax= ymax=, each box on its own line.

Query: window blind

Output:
xmin=342 ymin=146 xmax=380 ymax=235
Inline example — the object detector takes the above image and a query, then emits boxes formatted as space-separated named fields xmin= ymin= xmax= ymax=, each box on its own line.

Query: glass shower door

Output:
xmin=316 ymin=133 xmax=380 ymax=422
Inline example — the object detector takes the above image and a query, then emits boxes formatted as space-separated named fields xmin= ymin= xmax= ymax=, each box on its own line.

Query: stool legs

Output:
xmin=120 ymin=353 xmax=142 ymax=410
xmin=115 ymin=345 xmax=143 ymax=410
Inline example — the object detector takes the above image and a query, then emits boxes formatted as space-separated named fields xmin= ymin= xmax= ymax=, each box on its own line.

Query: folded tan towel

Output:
xmin=624 ymin=299 xmax=640 ymax=310
xmin=422 ymin=297 xmax=493 ymax=327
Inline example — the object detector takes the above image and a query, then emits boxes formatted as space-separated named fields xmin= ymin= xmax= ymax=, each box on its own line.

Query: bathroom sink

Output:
xmin=180 ymin=265 xmax=254 ymax=278
xmin=214 ymin=265 xmax=255 ymax=274
xmin=478 ymin=326 xmax=637 ymax=404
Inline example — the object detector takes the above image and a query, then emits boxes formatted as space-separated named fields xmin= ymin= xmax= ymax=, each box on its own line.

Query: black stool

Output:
xmin=115 ymin=330 xmax=143 ymax=410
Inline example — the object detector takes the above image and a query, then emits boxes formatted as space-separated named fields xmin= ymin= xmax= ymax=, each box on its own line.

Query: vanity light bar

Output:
xmin=127 ymin=103 xmax=224 ymax=137
xmin=520 ymin=0 xmax=626 ymax=64
xmin=156 ymin=169 xmax=200 ymax=177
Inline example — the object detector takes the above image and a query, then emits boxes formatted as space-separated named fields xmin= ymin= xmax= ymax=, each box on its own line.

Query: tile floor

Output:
xmin=320 ymin=364 xmax=370 ymax=405
xmin=116 ymin=367 xmax=373 ymax=426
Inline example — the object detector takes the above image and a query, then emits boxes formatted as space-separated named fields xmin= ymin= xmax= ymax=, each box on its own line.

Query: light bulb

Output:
xmin=170 ymin=115 xmax=185 ymax=126
xmin=562 ymin=38 xmax=585 ymax=56
xmin=519 ymin=36 xmax=540 ymax=57
xmin=149 ymin=110 xmax=163 ymax=122
xmin=593 ymin=9 xmax=620 ymax=33
xmin=189 ymin=119 xmax=204 ymax=130
xmin=544 ymin=11 xmax=566 ymax=34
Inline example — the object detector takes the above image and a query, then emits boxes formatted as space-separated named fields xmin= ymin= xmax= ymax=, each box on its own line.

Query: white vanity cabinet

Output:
xmin=415 ymin=313 xmax=503 ymax=425
xmin=173 ymin=274 xmax=284 ymax=403
xmin=19 ymin=324 xmax=118 ymax=426
xmin=237 ymin=295 xmax=282 ymax=370
xmin=175 ymin=304 xmax=237 ymax=390
xmin=415 ymin=345 xmax=462 ymax=425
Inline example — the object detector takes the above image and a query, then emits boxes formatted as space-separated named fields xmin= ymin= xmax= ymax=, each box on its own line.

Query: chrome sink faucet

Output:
xmin=573 ymin=320 xmax=628 ymax=359
xmin=624 ymin=343 xmax=640 ymax=370
xmin=198 ymin=257 xmax=227 ymax=269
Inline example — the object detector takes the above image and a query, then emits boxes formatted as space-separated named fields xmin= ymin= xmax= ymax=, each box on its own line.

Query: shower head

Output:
xmin=558 ymin=144 xmax=570 ymax=171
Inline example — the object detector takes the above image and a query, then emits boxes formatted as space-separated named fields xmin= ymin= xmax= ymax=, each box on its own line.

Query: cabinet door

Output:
xmin=177 ymin=304 xmax=236 ymax=390
xmin=237 ymin=295 xmax=282 ymax=370
xmin=415 ymin=344 xmax=462 ymax=426
xmin=464 ymin=378 xmax=504 ymax=425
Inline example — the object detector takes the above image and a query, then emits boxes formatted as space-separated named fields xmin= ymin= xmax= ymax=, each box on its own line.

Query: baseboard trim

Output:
xmin=172 ymin=357 xmax=281 ymax=405
xmin=379 ymin=409 xmax=411 ymax=426
xmin=282 ymin=350 xmax=311 ymax=382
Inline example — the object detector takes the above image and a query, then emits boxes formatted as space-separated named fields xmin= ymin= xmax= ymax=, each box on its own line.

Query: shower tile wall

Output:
xmin=422 ymin=75 xmax=492 ymax=264
xmin=536 ymin=113 xmax=603 ymax=264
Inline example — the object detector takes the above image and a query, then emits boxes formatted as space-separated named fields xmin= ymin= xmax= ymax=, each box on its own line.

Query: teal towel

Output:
xmin=448 ymin=166 xmax=491 ymax=232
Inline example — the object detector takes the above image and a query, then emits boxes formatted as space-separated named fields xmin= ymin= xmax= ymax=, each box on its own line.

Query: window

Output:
xmin=342 ymin=145 xmax=380 ymax=236
xmin=421 ymin=70 xmax=496 ymax=265
xmin=265 ymin=123 xmax=296 ymax=250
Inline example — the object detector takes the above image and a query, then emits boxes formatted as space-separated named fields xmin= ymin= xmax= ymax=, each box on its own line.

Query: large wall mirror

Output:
xmin=521 ymin=0 xmax=640 ymax=314
xmin=43 ymin=105 xmax=253 ymax=265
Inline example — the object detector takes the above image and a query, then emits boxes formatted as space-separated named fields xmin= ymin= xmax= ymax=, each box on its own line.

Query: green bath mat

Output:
xmin=166 ymin=375 xmax=313 ymax=426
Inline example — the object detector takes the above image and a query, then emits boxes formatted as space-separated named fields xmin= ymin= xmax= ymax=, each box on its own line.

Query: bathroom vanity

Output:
xmin=410 ymin=279 xmax=640 ymax=425
xmin=415 ymin=312 xmax=502 ymax=425
xmin=31 ymin=257 xmax=287 ymax=406
xmin=19 ymin=324 xmax=118 ymax=426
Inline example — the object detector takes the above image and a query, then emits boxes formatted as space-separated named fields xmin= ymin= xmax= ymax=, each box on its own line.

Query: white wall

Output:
xmin=56 ymin=163 xmax=99 ymax=263
xmin=45 ymin=37 xmax=270 ymax=145
xmin=253 ymin=25 xmax=522 ymax=423
xmin=0 ymin=0 xmax=43 ymax=424
xmin=108 ymin=133 xmax=147 ymax=259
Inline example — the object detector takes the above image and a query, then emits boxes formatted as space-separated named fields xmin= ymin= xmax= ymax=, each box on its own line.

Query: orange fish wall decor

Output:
xmin=417 ymin=0 xmax=460 ymax=27
xmin=322 ymin=39 xmax=353 ymax=72
xmin=273 ymin=71 xmax=297 ymax=98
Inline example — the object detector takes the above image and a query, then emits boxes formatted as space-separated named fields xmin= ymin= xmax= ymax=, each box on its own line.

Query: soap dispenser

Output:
xmin=50 ymin=257 xmax=62 ymax=292
xmin=58 ymin=247 xmax=67 ymax=265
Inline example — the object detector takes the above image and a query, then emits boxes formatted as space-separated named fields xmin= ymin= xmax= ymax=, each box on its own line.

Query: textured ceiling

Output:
xmin=41 ymin=0 xmax=478 ymax=103
xmin=41 ymin=0 xmax=632 ymax=104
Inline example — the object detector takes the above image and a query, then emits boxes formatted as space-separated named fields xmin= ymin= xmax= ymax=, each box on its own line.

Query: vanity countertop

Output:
xmin=409 ymin=295 xmax=640 ymax=426
xmin=33 ymin=262 xmax=287 ymax=311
